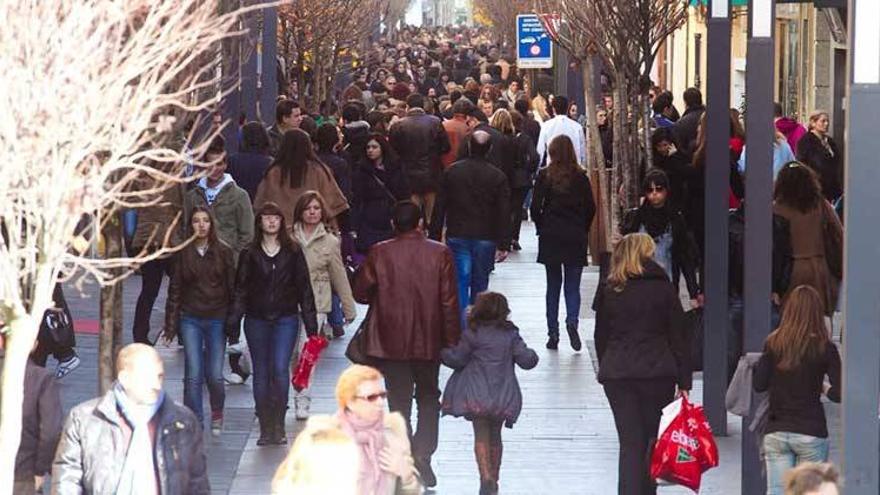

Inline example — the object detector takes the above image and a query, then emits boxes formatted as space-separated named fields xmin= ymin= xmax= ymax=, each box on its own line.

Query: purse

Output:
xmin=345 ymin=310 xmax=375 ymax=366
xmin=40 ymin=307 xmax=75 ymax=349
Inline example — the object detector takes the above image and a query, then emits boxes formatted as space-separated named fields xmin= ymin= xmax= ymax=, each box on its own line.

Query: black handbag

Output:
xmin=40 ymin=307 xmax=75 ymax=350
xmin=345 ymin=311 xmax=375 ymax=366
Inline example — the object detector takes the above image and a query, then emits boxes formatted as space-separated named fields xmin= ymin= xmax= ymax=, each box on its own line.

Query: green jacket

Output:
xmin=185 ymin=178 xmax=254 ymax=260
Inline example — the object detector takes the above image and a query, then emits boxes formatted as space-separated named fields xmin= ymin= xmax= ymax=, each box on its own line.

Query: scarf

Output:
xmin=336 ymin=409 xmax=388 ymax=495
xmin=113 ymin=383 xmax=165 ymax=495
xmin=640 ymin=203 xmax=673 ymax=239
xmin=198 ymin=173 xmax=233 ymax=205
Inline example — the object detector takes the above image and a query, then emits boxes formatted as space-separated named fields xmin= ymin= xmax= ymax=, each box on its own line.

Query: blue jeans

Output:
xmin=179 ymin=314 xmax=226 ymax=426
xmin=545 ymin=263 xmax=584 ymax=335
xmin=244 ymin=316 xmax=300 ymax=416
xmin=763 ymin=432 xmax=829 ymax=495
xmin=328 ymin=292 xmax=343 ymax=326
xmin=447 ymin=238 xmax=497 ymax=310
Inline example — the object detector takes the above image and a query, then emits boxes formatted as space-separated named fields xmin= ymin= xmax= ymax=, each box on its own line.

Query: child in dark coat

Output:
xmin=441 ymin=292 xmax=539 ymax=495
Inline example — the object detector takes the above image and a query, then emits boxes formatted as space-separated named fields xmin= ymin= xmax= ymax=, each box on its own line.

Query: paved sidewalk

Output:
xmin=56 ymin=222 xmax=841 ymax=494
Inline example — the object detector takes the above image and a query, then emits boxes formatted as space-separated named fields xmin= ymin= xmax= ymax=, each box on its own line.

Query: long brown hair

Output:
xmin=766 ymin=285 xmax=829 ymax=370
xmin=272 ymin=129 xmax=318 ymax=188
xmin=189 ymin=206 xmax=220 ymax=247
xmin=774 ymin=161 xmax=823 ymax=213
xmin=546 ymin=134 xmax=584 ymax=190
xmin=253 ymin=202 xmax=296 ymax=251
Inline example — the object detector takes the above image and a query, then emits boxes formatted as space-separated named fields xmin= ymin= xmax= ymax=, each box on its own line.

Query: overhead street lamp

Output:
xmin=842 ymin=1 xmax=880 ymax=493
xmin=743 ymin=0 xmax=775 ymax=492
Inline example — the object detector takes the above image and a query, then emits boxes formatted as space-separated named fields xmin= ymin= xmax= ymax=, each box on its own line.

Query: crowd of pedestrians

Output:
xmin=1 ymin=23 xmax=849 ymax=495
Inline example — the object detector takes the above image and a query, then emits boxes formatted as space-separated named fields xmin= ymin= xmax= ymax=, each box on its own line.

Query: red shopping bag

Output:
xmin=291 ymin=336 xmax=329 ymax=392
xmin=650 ymin=397 xmax=718 ymax=492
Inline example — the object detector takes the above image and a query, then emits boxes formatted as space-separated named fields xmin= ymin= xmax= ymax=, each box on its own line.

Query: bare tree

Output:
xmin=473 ymin=0 xmax=534 ymax=51
xmin=0 ymin=1 xmax=263 ymax=492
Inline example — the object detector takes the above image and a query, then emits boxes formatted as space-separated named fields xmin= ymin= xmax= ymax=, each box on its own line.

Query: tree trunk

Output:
xmin=98 ymin=213 xmax=124 ymax=394
xmin=582 ymin=58 xmax=612 ymax=259
xmin=0 ymin=315 xmax=39 ymax=495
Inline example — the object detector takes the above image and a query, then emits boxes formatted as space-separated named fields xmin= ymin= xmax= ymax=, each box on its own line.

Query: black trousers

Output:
xmin=132 ymin=257 xmax=173 ymax=344
xmin=510 ymin=187 xmax=530 ymax=242
xmin=603 ymin=378 xmax=675 ymax=495
xmin=376 ymin=359 xmax=441 ymax=462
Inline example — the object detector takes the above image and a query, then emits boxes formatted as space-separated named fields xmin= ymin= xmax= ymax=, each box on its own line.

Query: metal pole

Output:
xmin=703 ymin=0 xmax=731 ymax=437
xmin=842 ymin=1 xmax=880 ymax=492
xmin=743 ymin=0 xmax=775 ymax=493
xmin=260 ymin=5 xmax=278 ymax=123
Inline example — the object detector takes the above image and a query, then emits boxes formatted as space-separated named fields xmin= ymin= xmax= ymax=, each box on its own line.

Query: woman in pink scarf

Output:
xmin=329 ymin=365 xmax=423 ymax=495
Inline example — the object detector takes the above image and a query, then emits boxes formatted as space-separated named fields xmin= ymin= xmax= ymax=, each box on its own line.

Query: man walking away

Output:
xmin=535 ymin=95 xmax=586 ymax=166
xmin=353 ymin=201 xmax=461 ymax=488
xmin=674 ymin=87 xmax=705 ymax=158
xmin=433 ymin=131 xmax=511 ymax=311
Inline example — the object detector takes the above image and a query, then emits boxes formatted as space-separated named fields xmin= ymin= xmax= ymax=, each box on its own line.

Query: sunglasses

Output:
xmin=356 ymin=391 xmax=388 ymax=402
xmin=647 ymin=185 xmax=666 ymax=193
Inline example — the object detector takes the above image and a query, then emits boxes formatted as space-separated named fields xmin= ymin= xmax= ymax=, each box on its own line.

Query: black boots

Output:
xmin=273 ymin=408 xmax=287 ymax=445
xmin=567 ymin=322 xmax=582 ymax=351
xmin=546 ymin=328 xmax=559 ymax=350
xmin=256 ymin=406 xmax=287 ymax=446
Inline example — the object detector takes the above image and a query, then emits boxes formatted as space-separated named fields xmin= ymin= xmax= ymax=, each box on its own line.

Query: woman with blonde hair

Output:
xmin=306 ymin=365 xmax=423 ymax=495
xmin=594 ymin=233 xmax=692 ymax=494
xmin=754 ymin=285 xmax=841 ymax=495
xmin=271 ymin=423 xmax=360 ymax=495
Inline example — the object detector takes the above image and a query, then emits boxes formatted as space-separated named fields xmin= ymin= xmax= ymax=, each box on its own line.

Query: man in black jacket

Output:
xmin=389 ymin=93 xmax=451 ymax=221
xmin=433 ymin=131 xmax=511 ymax=314
xmin=673 ymin=87 xmax=705 ymax=159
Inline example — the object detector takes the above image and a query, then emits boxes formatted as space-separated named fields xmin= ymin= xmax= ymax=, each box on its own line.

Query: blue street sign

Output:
xmin=516 ymin=14 xmax=553 ymax=69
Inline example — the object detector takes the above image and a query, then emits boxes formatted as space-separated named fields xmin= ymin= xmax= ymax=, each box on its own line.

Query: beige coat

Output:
xmin=306 ymin=413 xmax=423 ymax=495
xmin=292 ymin=223 xmax=356 ymax=319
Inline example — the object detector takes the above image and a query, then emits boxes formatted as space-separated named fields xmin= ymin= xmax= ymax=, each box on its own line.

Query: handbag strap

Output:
xmin=371 ymin=172 xmax=397 ymax=203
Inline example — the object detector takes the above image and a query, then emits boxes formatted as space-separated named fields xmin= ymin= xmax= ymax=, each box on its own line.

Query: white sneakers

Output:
xmin=294 ymin=394 xmax=311 ymax=420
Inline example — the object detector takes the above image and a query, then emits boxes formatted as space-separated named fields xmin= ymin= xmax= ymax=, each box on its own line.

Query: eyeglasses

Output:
xmin=647 ymin=185 xmax=666 ymax=193
xmin=355 ymin=391 xmax=388 ymax=402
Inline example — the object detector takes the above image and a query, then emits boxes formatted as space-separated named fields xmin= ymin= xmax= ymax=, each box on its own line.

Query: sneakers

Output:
xmin=566 ymin=323 xmax=582 ymax=351
xmin=224 ymin=372 xmax=245 ymax=385
xmin=294 ymin=395 xmax=311 ymax=420
xmin=55 ymin=355 xmax=81 ymax=379
xmin=211 ymin=412 xmax=223 ymax=437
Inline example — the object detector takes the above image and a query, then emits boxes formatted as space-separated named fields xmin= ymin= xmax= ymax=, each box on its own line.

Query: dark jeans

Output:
xmin=544 ymin=263 xmax=584 ymax=335
xmin=180 ymin=314 xmax=226 ymax=425
xmin=510 ymin=188 xmax=529 ymax=242
xmin=244 ymin=316 xmax=300 ymax=416
xmin=448 ymin=237 xmax=496 ymax=310
xmin=132 ymin=257 xmax=173 ymax=344
xmin=603 ymin=378 xmax=676 ymax=495
xmin=376 ymin=360 xmax=441 ymax=463
xmin=328 ymin=292 xmax=344 ymax=327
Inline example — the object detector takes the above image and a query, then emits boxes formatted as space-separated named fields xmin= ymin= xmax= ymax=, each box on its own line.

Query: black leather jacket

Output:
xmin=52 ymin=388 xmax=209 ymax=495
xmin=228 ymin=243 xmax=318 ymax=335
xmin=389 ymin=108 xmax=451 ymax=193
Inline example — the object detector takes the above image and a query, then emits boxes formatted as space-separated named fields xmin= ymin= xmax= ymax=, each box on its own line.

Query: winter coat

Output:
xmin=441 ymin=323 xmax=538 ymax=427
xmin=352 ymin=231 xmax=461 ymax=361
xmin=164 ymin=241 xmax=236 ymax=337
xmin=728 ymin=206 xmax=793 ymax=297
xmin=389 ymin=108 xmax=451 ymax=193
xmin=441 ymin=116 xmax=470 ymax=169
xmin=775 ymin=117 xmax=807 ymax=154
xmin=653 ymin=152 xmax=698 ymax=216
xmin=317 ymin=150 xmax=353 ymax=203
xmin=620 ymin=206 xmax=701 ymax=298
xmin=594 ymin=261 xmax=693 ymax=390
xmin=512 ymin=132 xmax=540 ymax=190
xmin=521 ymin=116 xmax=541 ymax=151
xmin=254 ymin=161 xmax=350 ymax=228
xmin=433 ymin=157 xmax=511 ymax=250
xmin=773 ymin=201 xmax=843 ymax=315
xmin=52 ymin=388 xmax=209 ymax=495
xmin=292 ymin=223 xmax=356 ymax=318
xmin=228 ymin=243 xmax=319 ymax=335
xmin=131 ymin=182 xmax=185 ymax=252
xmin=351 ymin=160 xmax=410 ymax=252
xmin=185 ymin=178 xmax=255 ymax=258
xmin=303 ymin=413 xmax=422 ymax=495
xmin=530 ymin=168 xmax=595 ymax=266
xmin=228 ymin=151 xmax=272 ymax=202
xmin=5 ymin=358 xmax=62 ymax=481
xmin=674 ymin=105 xmax=705 ymax=158
xmin=796 ymin=132 xmax=843 ymax=201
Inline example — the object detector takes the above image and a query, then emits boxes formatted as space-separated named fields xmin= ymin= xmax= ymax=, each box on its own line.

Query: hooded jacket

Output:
xmin=775 ymin=117 xmax=807 ymax=154
xmin=185 ymin=174 xmax=254 ymax=258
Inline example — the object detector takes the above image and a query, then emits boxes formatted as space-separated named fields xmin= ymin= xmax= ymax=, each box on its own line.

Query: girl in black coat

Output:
xmin=620 ymin=169 xmax=702 ymax=306
xmin=351 ymin=134 xmax=410 ymax=253
xmin=509 ymin=110 xmax=541 ymax=250
xmin=796 ymin=111 xmax=842 ymax=201
xmin=594 ymin=233 xmax=692 ymax=495
xmin=530 ymin=134 xmax=596 ymax=351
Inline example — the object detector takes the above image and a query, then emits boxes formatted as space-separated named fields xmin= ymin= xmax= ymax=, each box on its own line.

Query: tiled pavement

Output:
xmin=56 ymin=222 xmax=841 ymax=494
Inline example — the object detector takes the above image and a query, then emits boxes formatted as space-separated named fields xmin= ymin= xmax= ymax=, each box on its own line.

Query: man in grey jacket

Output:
xmin=52 ymin=344 xmax=209 ymax=495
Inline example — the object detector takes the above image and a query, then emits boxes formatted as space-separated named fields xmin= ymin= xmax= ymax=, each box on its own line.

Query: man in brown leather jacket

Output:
xmin=352 ymin=201 xmax=461 ymax=488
